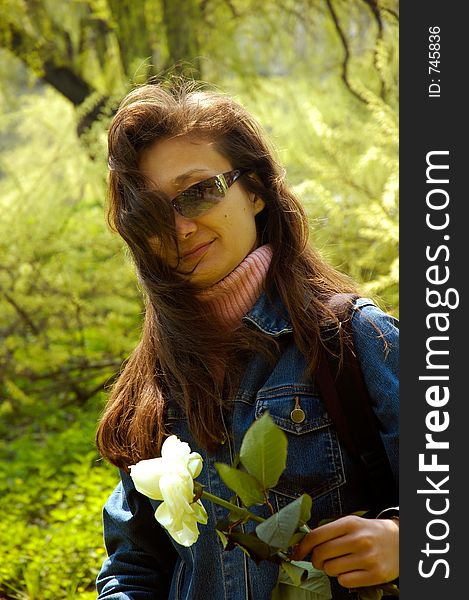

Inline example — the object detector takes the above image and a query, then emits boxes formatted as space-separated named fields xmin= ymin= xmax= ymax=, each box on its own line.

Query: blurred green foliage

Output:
xmin=0 ymin=0 xmax=398 ymax=597
xmin=0 ymin=396 xmax=118 ymax=599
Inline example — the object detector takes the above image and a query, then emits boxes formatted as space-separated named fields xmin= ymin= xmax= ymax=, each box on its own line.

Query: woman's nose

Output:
xmin=174 ymin=211 xmax=197 ymax=239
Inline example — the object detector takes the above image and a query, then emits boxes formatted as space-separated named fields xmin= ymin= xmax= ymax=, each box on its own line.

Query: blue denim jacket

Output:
xmin=96 ymin=294 xmax=399 ymax=600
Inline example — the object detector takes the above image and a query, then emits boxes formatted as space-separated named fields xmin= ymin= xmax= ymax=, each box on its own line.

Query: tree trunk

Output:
xmin=162 ymin=0 xmax=201 ymax=77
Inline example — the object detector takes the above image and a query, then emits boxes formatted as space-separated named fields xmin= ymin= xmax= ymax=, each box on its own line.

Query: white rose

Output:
xmin=129 ymin=435 xmax=208 ymax=547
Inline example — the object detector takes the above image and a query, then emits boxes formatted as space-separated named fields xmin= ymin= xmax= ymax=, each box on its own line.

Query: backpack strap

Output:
xmin=316 ymin=293 xmax=398 ymax=512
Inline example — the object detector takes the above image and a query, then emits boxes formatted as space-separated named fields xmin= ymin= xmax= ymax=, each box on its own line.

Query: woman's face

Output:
xmin=139 ymin=135 xmax=265 ymax=288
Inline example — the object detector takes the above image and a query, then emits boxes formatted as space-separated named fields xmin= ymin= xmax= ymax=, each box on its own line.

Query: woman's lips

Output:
xmin=180 ymin=240 xmax=214 ymax=261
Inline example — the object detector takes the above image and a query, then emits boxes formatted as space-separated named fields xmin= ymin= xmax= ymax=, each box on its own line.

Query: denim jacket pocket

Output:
xmin=255 ymin=385 xmax=345 ymax=503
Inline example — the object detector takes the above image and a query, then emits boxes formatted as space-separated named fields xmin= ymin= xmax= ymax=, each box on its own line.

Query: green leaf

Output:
xmin=280 ymin=560 xmax=305 ymax=587
xmin=256 ymin=494 xmax=312 ymax=549
xmin=215 ymin=529 xmax=228 ymax=549
xmin=380 ymin=583 xmax=399 ymax=596
xmin=354 ymin=587 xmax=383 ymax=600
xmin=354 ymin=583 xmax=399 ymax=599
xmin=288 ymin=531 xmax=307 ymax=548
xmin=225 ymin=531 xmax=274 ymax=564
xmin=273 ymin=560 xmax=332 ymax=599
xmin=319 ymin=509 xmax=369 ymax=526
xmin=214 ymin=463 xmax=265 ymax=507
xmin=239 ymin=412 xmax=288 ymax=490
xmin=297 ymin=493 xmax=313 ymax=526
xmin=231 ymin=453 xmax=241 ymax=468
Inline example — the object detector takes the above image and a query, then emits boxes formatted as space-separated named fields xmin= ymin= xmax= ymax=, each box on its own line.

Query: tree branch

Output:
xmin=1 ymin=291 xmax=40 ymax=335
xmin=42 ymin=61 xmax=92 ymax=106
xmin=361 ymin=0 xmax=386 ymax=98
xmin=5 ymin=23 xmax=108 ymax=135
xmin=17 ymin=360 xmax=124 ymax=382
xmin=70 ymin=378 xmax=113 ymax=405
xmin=325 ymin=0 xmax=367 ymax=104
xmin=380 ymin=3 xmax=399 ymax=22
xmin=222 ymin=0 xmax=240 ymax=18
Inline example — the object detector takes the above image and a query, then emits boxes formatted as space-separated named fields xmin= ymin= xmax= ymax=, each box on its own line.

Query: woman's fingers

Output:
xmin=293 ymin=515 xmax=364 ymax=561
xmin=292 ymin=515 xmax=399 ymax=588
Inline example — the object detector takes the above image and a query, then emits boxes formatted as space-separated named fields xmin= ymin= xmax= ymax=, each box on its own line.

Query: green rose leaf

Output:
xmin=272 ymin=584 xmax=330 ymax=600
xmin=214 ymin=463 xmax=265 ymax=507
xmin=256 ymin=494 xmax=312 ymax=549
xmin=226 ymin=531 xmax=275 ymax=564
xmin=380 ymin=583 xmax=399 ymax=596
xmin=215 ymin=529 xmax=229 ymax=549
xmin=318 ymin=509 xmax=368 ymax=526
xmin=239 ymin=412 xmax=287 ymax=490
xmin=353 ymin=587 xmax=383 ymax=600
xmin=296 ymin=493 xmax=313 ymax=526
xmin=354 ymin=583 xmax=399 ymax=600
xmin=272 ymin=560 xmax=332 ymax=599
xmin=279 ymin=560 xmax=305 ymax=587
xmin=288 ymin=530 xmax=306 ymax=548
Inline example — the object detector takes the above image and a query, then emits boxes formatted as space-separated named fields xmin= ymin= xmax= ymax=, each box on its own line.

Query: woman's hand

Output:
xmin=292 ymin=515 xmax=399 ymax=589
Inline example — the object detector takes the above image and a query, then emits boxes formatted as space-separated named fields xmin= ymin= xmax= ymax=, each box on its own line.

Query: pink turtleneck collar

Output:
xmin=198 ymin=244 xmax=273 ymax=331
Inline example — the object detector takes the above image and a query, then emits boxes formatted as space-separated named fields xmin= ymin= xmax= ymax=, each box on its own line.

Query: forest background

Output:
xmin=0 ymin=0 xmax=398 ymax=598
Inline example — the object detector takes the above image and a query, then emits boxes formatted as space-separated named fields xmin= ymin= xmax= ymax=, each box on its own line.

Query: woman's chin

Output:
xmin=178 ymin=260 xmax=229 ymax=288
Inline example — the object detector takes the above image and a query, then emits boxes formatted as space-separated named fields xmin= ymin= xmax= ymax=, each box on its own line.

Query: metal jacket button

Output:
xmin=290 ymin=397 xmax=306 ymax=423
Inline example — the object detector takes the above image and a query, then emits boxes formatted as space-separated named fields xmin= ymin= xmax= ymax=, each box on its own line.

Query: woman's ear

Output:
xmin=252 ymin=195 xmax=266 ymax=216
xmin=245 ymin=173 xmax=265 ymax=215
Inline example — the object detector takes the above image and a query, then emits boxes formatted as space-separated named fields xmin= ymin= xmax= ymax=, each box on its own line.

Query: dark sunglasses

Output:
xmin=171 ymin=169 xmax=245 ymax=218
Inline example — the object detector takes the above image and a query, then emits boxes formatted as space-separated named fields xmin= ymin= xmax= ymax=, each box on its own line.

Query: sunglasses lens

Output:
xmin=178 ymin=176 xmax=224 ymax=218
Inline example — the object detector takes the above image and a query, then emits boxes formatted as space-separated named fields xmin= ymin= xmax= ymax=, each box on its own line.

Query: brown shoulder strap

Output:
xmin=316 ymin=293 xmax=398 ymax=511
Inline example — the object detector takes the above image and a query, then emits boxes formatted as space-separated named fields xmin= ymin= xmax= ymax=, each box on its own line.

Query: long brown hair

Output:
xmin=96 ymin=79 xmax=358 ymax=469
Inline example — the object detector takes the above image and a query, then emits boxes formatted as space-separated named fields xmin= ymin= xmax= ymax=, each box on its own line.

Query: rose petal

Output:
xmin=155 ymin=501 xmax=204 ymax=547
xmin=172 ymin=519 xmax=200 ymax=547
xmin=154 ymin=502 xmax=173 ymax=529
xmin=159 ymin=472 xmax=193 ymax=507
xmin=187 ymin=453 xmax=203 ymax=478
xmin=129 ymin=458 xmax=165 ymax=500
xmin=161 ymin=436 xmax=191 ymax=461
xmin=192 ymin=500 xmax=208 ymax=525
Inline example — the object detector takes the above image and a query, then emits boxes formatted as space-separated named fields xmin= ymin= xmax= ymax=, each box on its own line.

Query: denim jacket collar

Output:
xmin=242 ymin=290 xmax=293 ymax=337
xmin=243 ymin=291 xmax=379 ymax=338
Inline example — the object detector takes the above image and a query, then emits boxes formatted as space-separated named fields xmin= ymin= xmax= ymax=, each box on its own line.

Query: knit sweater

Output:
xmin=198 ymin=245 xmax=273 ymax=331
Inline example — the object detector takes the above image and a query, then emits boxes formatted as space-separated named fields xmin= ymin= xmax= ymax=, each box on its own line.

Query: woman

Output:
xmin=96 ymin=80 xmax=399 ymax=599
